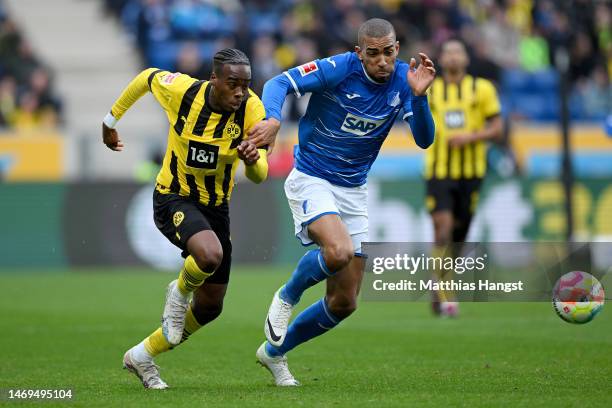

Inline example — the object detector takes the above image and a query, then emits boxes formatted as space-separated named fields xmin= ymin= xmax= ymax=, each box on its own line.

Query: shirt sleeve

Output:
xmin=148 ymin=70 xmax=198 ymax=115
xmin=244 ymin=148 xmax=268 ymax=184
xmin=478 ymin=78 xmax=501 ymax=119
xmin=262 ymin=52 xmax=352 ymax=121
xmin=406 ymin=95 xmax=435 ymax=149
xmin=109 ymin=68 xmax=196 ymax=122
xmin=283 ymin=52 xmax=353 ymax=97
xmin=244 ymin=91 xmax=266 ymax=134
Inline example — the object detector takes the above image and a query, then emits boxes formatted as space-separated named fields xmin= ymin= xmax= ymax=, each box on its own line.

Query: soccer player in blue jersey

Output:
xmin=248 ymin=18 xmax=436 ymax=386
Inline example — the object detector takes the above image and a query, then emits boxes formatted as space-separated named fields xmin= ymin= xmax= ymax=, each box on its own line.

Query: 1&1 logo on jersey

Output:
xmin=340 ymin=112 xmax=385 ymax=136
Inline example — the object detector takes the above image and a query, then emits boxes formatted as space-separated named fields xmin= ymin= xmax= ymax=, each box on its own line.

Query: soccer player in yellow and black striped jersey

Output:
xmin=102 ymin=49 xmax=268 ymax=389
xmin=425 ymin=39 xmax=502 ymax=317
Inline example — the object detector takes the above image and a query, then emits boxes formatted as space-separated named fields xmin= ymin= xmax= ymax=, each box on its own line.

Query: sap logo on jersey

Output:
xmin=340 ymin=113 xmax=385 ymax=136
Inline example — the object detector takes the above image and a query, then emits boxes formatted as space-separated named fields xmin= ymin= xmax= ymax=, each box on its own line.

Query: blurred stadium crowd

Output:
xmin=0 ymin=0 xmax=609 ymax=131
xmin=0 ymin=1 xmax=62 ymax=130
xmin=102 ymin=0 xmax=610 ymax=121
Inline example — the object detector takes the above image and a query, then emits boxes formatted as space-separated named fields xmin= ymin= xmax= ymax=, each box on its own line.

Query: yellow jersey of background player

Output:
xmin=425 ymin=39 xmax=502 ymax=317
xmin=101 ymin=48 xmax=268 ymax=390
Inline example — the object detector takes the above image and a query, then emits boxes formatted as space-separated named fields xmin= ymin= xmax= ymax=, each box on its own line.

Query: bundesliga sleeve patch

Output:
xmin=297 ymin=61 xmax=318 ymax=76
xmin=162 ymin=72 xmax=181 ymax=84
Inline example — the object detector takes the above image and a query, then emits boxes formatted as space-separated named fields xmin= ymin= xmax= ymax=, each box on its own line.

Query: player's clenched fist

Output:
xmin=102 ymin=123 xmax=124 ymax=151
xmin=237 ymin=140 xmax=260 ymax=165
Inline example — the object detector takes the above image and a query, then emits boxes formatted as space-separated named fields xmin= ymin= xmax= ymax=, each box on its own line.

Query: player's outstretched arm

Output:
xmin=248 ymin=72 xmax=295 ymax=148
xmin=404 ymin=53 xmax=436 ymax=149
xmin=238 ymin=140 xmax=268 ymax=184
xmin=101 ymin=68 xmax=163 ymax=151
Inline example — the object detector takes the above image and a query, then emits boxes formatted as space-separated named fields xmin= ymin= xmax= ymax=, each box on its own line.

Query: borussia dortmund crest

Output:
xmin=225 ymin=122 xmax=242 ymax=139
xmin=173 ymin=211 xmax=185 ymax=227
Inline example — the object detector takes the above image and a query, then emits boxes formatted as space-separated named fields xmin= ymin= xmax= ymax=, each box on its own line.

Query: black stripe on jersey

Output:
xmin=169 ymin=151 xmax=181 ymax=193
xmin=443 ymin=80 xmax=448 ymax=102
xmin=229 ymin=102 xmax=247 ymax=149
xmin=173 ymin=80 xmax=205 ymax=136
xmin=204 ymin=175 xmax=217 ymax=206
xmin=471 ymin=76 xmax=478 ymax=108
xmin=221 ymin=163 xmax=233 ymax=204
xmin=193 ymin=85 xmax=213 ymax=136
xmin=147 ymin=69 xmax=164 ymax=91
xmin=186 ymin=174 xmax=200 ymax=202
xmin=214 ymin=112 xmax=232 ymax=138
xmin=469 ymin=142 xmax=476 ymax=177
xmin=457 ymin=78 xmax=462 ymax=100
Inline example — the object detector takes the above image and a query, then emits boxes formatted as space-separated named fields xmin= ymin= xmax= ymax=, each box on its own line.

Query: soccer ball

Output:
xmin=552 ymin=271 xmax=605 ymax=324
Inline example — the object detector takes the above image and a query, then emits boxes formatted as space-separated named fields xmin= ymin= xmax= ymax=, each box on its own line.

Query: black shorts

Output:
xmin=426 ymin=178 xmax=482 ymax=223
xmin=153 ymin=189 xmax=232 ymax=284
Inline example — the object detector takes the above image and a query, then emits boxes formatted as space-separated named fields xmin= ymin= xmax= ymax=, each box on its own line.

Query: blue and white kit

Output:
xmin=263 ymin=52 xmax=434 ymax=253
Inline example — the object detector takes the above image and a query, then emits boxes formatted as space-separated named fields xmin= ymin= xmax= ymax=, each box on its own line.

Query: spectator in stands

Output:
xmin=0 ymin=75 xmax=16 ymax=128
xmin=104 ymin=0 xmax=609 ymax=122
xmin=175 ymin=41 xmax=208 ymax=79
xmin=0 ymin=13 xmax=61 ymax=130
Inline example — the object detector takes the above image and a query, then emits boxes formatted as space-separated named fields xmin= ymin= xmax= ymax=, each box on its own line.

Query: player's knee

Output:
xmin=191 ymin=242 xmax=223 ymax=272
xmin=434 ymin=227 xmax=452 ymax=246
xmin=327 ymin=294 xmax=358 ymax=319
xmin=323 ymin=243 xmax=354 ymax=271
xmin=192 ymin=299 xmax=224 ymax=323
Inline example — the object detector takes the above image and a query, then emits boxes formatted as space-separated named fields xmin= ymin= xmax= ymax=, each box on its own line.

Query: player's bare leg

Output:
xmin=264 ymin=214 xmax=353 ymax=346
xmin=431 ymin=210 xmax=458 ymax=317
xmin=163 ymin=230 xmax=222 ymax=345
xmin=260 ymin=214 xmax=355 ymax=386
xmin=124 ymin=280 xmax=228 ymax=389
xmin=325 ymin=255 xmax=366 ymax=319
xmin=191 ymin=282 xmax=227 ymax=327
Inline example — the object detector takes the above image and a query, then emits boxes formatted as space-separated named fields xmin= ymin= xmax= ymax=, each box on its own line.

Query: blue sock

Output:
xmin=280 ymin=249 xmax=332 ymax=305
xmin=266 ymin=298 xmax=341 ymax=357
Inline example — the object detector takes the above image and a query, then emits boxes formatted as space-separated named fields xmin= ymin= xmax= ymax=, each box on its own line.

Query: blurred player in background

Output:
xmin=248 ymin=18 xmax=436 ymax=386
xmin=101 ymin=48 xmax=269 ymax=389
xmin=425 ymin=39 xmax=502 ymax=317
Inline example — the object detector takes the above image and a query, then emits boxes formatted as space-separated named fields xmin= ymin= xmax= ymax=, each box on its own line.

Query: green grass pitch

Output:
xmin=0 ymin=267 xmax=610 ymax=407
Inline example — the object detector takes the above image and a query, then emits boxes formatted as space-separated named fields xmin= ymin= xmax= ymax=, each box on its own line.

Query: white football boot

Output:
xmin=161 ymin=279 xmax=190 ymax=345
xmin=256 ymin=342 xmax=300 ymax=386
xmin=122 ymin=347 xmax=168 ymax=390
xmin=264 ymin=287 xmax=294 ymax=347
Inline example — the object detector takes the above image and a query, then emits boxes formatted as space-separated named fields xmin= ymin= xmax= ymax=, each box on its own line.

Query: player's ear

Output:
xmin=355 ymin=45 xmax=362 ymax=61
xmin=395 ymin=41 xmax=400 ymax=54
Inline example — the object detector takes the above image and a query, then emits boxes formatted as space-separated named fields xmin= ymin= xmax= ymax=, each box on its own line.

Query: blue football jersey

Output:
xmin=282 ymin=52 xmax=414 ymax=187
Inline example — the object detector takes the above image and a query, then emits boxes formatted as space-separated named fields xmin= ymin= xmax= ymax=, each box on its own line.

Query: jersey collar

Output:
xmin=360 ymin=61 xmax=398 ymax=86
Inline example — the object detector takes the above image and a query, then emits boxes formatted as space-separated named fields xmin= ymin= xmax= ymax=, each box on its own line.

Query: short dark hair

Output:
xmin=212 ymin=48 xmax=250 ymax=75
xmin=441 ymin=37 xmax=468 ymax=53
xmin=357 ymin=18 xmax=395 ymax=46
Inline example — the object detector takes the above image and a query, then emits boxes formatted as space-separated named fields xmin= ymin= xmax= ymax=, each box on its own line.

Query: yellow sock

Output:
xmin=177 ymin=255 xmax=213 ymax=296
xmin=143 ymin=305 xmax=203 ymax=357
xmin=180 ymin=305 xmax=202 ymax=344
xmin=143 ymin=328 xmax=171 ymax=357
xmin=431 ymin=245 xmax=454 ymax=302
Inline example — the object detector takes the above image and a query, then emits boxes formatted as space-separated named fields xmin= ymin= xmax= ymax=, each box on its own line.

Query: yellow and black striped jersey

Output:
xmin=110 ymin=68 xmax=266 ymax=206
xmin=425 ymin=75 xmax=501 ymax=180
